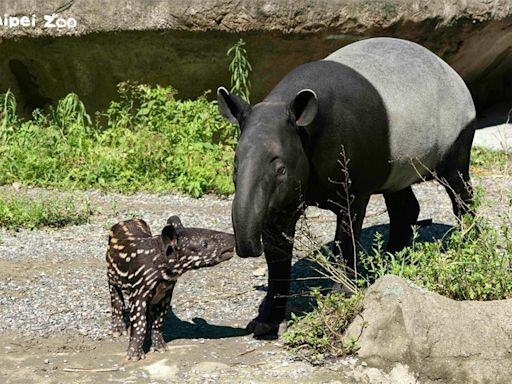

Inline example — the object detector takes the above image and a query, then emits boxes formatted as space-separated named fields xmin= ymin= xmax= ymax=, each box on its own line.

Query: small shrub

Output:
xmin=282 ymin=288 xmax=363 ymax=365
xmin=0 ymin=84 xmax=236 ymax=197
xmin=360 ymin=212 xmax=512 ymax=301
xmin=0 ymin=194 xmax=94 ymax=230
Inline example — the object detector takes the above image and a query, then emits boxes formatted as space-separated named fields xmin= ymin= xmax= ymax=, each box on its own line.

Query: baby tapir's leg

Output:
xmin=126 ymin=295 xmax=149 ymax=360
xmin=149 ymin=282 xmax=175 ymax=352
xmin=108 ymin=281 xmax=127 ymax=337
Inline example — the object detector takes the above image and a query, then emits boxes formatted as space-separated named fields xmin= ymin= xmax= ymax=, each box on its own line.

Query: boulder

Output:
xmin=346 ymin=275 xmax=512 ymax=384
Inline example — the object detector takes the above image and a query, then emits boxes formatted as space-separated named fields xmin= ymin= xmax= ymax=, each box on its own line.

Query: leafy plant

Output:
xmin=227 ymin=38 xmax=252 ymax=103
xmin=0 ymin=89 xmax=17 ymax=132
xmin=282 ymin=288 xmax=363 ymax=364
xmin=49 ymin=92 xmax=92 ymax=131
xmin=0 ymin=193 xmax=94 ymax=230
xmin=360 ymin=211 xmax=512 ymax=301
xmin=0 ymin=85 xmax=236 ymax=197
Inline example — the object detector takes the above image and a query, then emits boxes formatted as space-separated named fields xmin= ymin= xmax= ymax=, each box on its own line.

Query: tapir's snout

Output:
xmin=235 ymin=238 xmax=264 ymax=258
xmin=218 ymin=233 xmax=236 ymax=262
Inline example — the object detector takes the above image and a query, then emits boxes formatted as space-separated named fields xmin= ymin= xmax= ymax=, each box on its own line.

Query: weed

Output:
xmin=123 ymin=209 xmax=144 ymax=218
xmin=0 ymin=193 xmax=94 ymax=230
xmin=110 ymin=199 xmax=120 ymax=215
xmin=0 ymin=85 xmax=236 ymax=197
xmin=283 ymin=207 xmax=363 ymax=364
xmin=49 ymin=92 xmax=92 ymax=131
xmin=470 ymin=146 xmax=511 ymax=175
xmin=293 ymin=211 xmax=359 ymax=295
xmin=227 ymin=38 xmax=252 ymax=103
xmin=0 ymin=89 xmax=17 ymax=132
xmin=282 ymin=288 xmax=363 ymax=364
xmin=360 ymin=210 xmax=512 ymax=300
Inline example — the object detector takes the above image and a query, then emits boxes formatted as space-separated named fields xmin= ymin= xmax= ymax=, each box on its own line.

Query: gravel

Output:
xmin=0 ymin=172 xmax=510 ymax=341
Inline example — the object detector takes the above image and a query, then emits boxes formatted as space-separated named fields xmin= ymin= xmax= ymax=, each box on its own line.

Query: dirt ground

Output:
xmin=0 ymin=255 xmax=368 ymax=384
xmin=0 ymin=156 xmax=510 ymax=383
xmin=0 ymin=331 xmax=355 ymax=383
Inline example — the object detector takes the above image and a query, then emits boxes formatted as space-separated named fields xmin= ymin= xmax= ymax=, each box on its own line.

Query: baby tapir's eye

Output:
xmin=201 ymin=240 xmax=208 ymax=248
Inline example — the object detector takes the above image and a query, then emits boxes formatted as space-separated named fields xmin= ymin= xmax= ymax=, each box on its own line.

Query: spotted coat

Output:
xmin=106 ymin=216 xmax=235 ymax=360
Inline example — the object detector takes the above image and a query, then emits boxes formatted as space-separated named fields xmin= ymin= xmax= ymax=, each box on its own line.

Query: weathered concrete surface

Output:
xmin=346 ymin=275 xmax=512 ymax=384
xmin=1 ymin=0 xmax=511 ymax=38
xmin=0 ymin=1 xmax=511 ymax=114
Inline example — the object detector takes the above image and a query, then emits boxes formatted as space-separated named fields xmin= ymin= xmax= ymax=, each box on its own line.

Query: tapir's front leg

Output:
xmin=126 ymin=295 xmax=148 ymax=360
xmin=149 ymin=283 xmax=174 ymax=352
xmin=108 ymin=281 xmax=127 ymax=337
xmin=247 ymin=211 xmax=299 ymax=339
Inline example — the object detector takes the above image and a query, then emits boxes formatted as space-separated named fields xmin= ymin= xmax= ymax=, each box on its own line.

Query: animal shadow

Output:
xmin=161 ymin=309 xmax=248 ymax=343
xmin=359 ymin=221 xmax=454 ymax=252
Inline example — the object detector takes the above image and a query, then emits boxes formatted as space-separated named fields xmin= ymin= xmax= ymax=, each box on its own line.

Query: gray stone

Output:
xmin=346 ymin=275 xmax=512 ymax=384
xmin=474 ymin=124 xmax=512 ymax=152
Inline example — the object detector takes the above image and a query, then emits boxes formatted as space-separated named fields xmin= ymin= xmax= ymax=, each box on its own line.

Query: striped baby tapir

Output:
xmin=106 ymin=216 xmax=235 ymax=360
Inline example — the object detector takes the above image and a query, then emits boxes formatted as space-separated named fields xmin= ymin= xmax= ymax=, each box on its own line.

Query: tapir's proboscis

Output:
xmin=106 ymin=216 xmax=235 ymax=360
xmin=217 ymin=37 xmax=476 ymax=338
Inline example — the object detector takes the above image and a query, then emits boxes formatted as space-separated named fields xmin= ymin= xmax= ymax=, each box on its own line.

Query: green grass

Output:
xmin=0 ymin=83 xmax=236 ymax=197
xmin=0 ymin=193 xmax=94 ymax=230
xmin=360 ymin=212 xmax=512 ymax=301
xmin=470 ymin=146 xmax=511 ymax=175
xmin=282 ymin=289 xmax=363 ymax=365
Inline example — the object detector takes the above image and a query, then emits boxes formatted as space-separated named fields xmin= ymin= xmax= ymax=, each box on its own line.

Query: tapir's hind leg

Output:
xmin=437 ymin=124 xmax=475 ymax=219
xmin=383 ymin=186 xmax=420 ymax=252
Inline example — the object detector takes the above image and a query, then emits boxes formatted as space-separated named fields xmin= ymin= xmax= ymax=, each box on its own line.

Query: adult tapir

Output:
xmin=217 ymin=37 xmax=476 ymax=338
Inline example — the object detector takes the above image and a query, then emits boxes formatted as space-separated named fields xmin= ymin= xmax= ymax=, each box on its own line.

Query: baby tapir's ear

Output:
xmin=167 ymin=215 xmax=184 ymax=230
xmin=161 ymin=225 xmax=178 ymax=257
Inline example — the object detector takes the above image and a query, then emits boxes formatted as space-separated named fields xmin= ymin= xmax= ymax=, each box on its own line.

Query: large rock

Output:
xmin=0 ymin=1 xmax=511 ymax=115
xmin=346 ymin=275 xmax=512 ymax=384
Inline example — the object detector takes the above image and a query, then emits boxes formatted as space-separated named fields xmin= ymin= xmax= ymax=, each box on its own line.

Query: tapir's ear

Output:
xmin=217 ymin=86 xmax=251 ymax=125
xmin=166 ymin=215 xmax=184 ymax=230
xmin=290 ymin=89 xmax=318 ymax=127
xmin=161 ymin=225 xmax=178 ymax=256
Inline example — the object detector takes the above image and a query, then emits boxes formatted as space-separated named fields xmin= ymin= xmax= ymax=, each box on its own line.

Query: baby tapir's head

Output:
xmin=161 ymin=216 xmax=235 ymax=274
xmin=109 ymin=218 xmax=152 ymax=241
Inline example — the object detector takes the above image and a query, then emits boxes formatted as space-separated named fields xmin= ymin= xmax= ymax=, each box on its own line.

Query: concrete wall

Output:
xmin=0 ymin=1 xmax=511 ymax=115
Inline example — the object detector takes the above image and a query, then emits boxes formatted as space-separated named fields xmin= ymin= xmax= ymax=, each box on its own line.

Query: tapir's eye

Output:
xmin=276 ymin=165 xmax=286 ymax=176
xmin=201 ymin=240 xmax=208 ymax=248
xmin=272 ymin=157 xmax=286 ymax=177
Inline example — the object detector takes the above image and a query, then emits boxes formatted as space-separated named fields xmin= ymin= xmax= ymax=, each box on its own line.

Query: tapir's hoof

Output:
xmin=149 ymin=345 xmax=168 ymax=353
xmin=246 ymin=319 xmax=280 ymax=340
xmin=125 ymin=344 xmax=145 ymax=361
xmin=109 ymin=328 xmax=127 ymax=338
xmin=150 ymin=336 xmax=168 ymax=353
xmin=125 ymin=353 xmax=145 ymax=361
xmin=108 ymin=319 xmax=128 ymax=337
